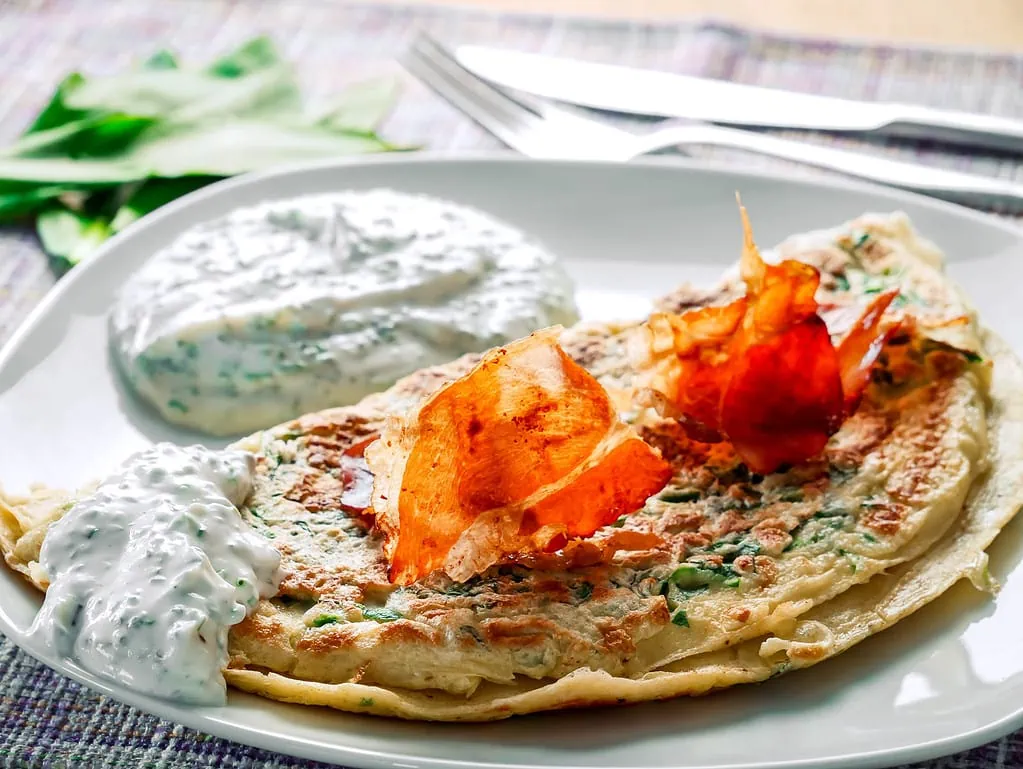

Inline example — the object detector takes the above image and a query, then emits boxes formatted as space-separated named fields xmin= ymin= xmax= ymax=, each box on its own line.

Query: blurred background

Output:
xmin=387 ymin=0 xmax=1023 ymax=48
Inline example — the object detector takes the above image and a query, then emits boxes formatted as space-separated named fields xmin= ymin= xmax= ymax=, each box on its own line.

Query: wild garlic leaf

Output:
xmin=206 ymin=36 xmax=282 ymax=78
xmin=315 ymin=75 xmax=403 ymax=133
xmin=110 ymin=176 xmax=218 ymax=232
xmin=36 ymin=206 xmax=112 ymax=266
xmin=0 ymin=186 xmax=72 ymax=222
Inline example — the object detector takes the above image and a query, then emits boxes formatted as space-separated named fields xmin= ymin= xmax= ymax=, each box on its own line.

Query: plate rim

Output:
xmin=2 ymin=151 xmax=1022 ymax=769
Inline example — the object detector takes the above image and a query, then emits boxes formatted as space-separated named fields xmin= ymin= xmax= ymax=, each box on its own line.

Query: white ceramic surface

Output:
xmin=2 ymin=154 xmax=1023 ymax=769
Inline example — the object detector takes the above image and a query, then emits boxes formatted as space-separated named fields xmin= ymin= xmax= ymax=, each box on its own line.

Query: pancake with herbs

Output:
xmin=3 ymin=211 xmax=1020 ymax=722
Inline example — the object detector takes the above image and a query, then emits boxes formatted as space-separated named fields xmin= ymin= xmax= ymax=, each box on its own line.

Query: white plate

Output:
xmin=3 ymin=154 xmax=1023 ymax=769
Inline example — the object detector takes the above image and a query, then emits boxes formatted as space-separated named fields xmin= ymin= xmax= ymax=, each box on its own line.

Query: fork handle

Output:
xmin=633 ymin=123 xmax=1023 ymax=211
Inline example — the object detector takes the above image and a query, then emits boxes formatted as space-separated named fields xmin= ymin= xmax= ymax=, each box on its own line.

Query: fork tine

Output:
xmin=414 ymin=33 xmax=557 ymax=118
xmin=403 ymin=33 xmax=544 ymax=154
xmin=415 ymin=35 xmax=576 ymax=118
xmin=405 ymin=31 xmax=634 ymax=160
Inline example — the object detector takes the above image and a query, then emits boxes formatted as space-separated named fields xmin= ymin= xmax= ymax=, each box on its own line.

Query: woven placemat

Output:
xmin=2 ymin=1 xmax=1023 ymax=767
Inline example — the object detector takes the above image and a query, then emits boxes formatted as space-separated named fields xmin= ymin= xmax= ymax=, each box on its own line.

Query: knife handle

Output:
xmin=635 ymin=123 xmax=1023 ymax=211
xmin=882 ymin=105 xmax=1023 ymax=154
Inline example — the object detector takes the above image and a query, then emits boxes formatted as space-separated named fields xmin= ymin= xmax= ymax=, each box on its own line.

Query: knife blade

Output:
xmin=455 ymin=45 xmax=1023 ymax=154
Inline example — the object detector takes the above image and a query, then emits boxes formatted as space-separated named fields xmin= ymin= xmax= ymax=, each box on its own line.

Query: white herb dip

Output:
xmin=28 ymin=443 xmax=281 ymax=705
xmin=110 ymin=189 xmax=579 ymax=435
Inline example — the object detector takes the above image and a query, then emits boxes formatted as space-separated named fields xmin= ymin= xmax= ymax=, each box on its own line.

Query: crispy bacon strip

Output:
xmin=835 ymin=289 xmax=900 ymax=414
xmin=365 ymin=328 xmax=672 ymax=584
xmin=632 ymin=203 xmax=897 ymax=474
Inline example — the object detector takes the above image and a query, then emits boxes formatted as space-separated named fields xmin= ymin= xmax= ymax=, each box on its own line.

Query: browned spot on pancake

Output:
xmin=656 ymin=509 xmax=705 ymax=535
xmin=282 ymin=471 xmax=345 ymax=513
xmin=638 ymin=421 xmax=714 ymax=466
xmin=563 ymin=336 xmax=608 ymax=369
xmin=482 ymin=616 xmax=561 ymax=648
xmin=377 ymin=619 xmax=435 ymax=646
xmin=385 ymin=355 xmax=480 ymax=402
xmin=861 ymin=502 xmax=909 ymax=536
xmin=752 ymin=556 xmax=779 ymax=585
xmin=751 ymin=522 xmax=792 ymax=556
xmin=732 ymin=555 xmax=756 ymax=574
xmin=728 ymin=607 xmax=751 ymax=623
xmin=648 ymin=597 xmax=672 ymax=627
xmin=680 ymin=532 xmax=712 ymax=549
xmin=655 ymin=282 xmax=742 ymax=315
xmin=296 ymin=623 xmax=365 ymax=654
xmin=282 ymin=410 xmax=383 ymax=443
xmin=595 ymin=621 xmax=635 ymax=655
xmin=232 ymin=608 xmax=290 ymax=645
xmin=712 ymin=510 xmax=748 ymax=540
xmin=883 ymin=380 xmax=957 ymax=504
xmin=613 ymin=548 xmax=673 ymax=569
xmin=826 ymin=408 xmax=894 ymax=470
xmin=277 ymin=558 xmax=388 ymax=599
xmin=789 ymin=644 xmax=828 ymax=661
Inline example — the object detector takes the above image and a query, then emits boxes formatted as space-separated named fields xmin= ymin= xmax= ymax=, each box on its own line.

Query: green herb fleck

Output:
xmin=778 ymin=488 xmax=804 ymax=503
xmin=814 ymin=504 xmax=848 ymax=519
xmin=862 ymin=275 xmax=888 ymax=294
xmin=359 ymin=697 xmax=375 ymax=707
xmin=574 ymin=582 xmax=594 ymax=601
xmin=735 ymin=539 xmax=761 ymax=557
xmin=312 ymin=614 xmax=341 ymax=628
xmin=167 ymin=398 xmax=188 ymax=413
xmin=862 ymin=532 xmax=878 ymax=543
xmin=659 ymin=489 xmax=701 ymax=503
xmin=358 ymin=605 xmax=402 ymax=623
xmin=671 ymin=608 xmax=690 ymax=627
xmin=668 ymin=564 xmax=706 ymax=589
xmin=834 ymin=274 xmax=850 ymax=291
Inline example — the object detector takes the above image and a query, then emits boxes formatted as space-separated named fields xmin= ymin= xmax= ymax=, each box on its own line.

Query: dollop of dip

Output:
xmin=28 ymin=444 xmax=281 ymax=705
xmin=110 ymin=189 xmax=580 ymax=435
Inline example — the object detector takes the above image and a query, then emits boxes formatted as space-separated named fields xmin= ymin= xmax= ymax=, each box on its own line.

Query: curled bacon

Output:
xmin=365 ymin=328 xmax=672 ymax=585
xmin=632 ymin=203 xmax=898 ymax=474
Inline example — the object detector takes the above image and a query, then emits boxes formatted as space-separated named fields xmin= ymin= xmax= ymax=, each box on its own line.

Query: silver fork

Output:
xmin=404 ymin=32 xmax=1023 ymax=211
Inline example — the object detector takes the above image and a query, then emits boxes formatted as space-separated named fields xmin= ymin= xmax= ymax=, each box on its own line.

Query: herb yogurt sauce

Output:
xmin=110 ymin=189 xmax=580 ymax=435
xmin=28 ymin=444 xmax=281 ymax=705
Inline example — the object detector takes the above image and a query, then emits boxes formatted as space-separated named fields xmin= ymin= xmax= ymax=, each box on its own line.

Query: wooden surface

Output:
xmin=386 ymin=0 xmax=1023 ymax=49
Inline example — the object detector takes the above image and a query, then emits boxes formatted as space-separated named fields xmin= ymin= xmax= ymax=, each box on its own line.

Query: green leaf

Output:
xmin=58 ymin=66 xmax=298 ymax=122
xmin=671 ymin=608 xmax=690 ymax=627
xmin=143 ymin=50 xmax=179 ymax=71
xmin=0 ymin=118 xmax=393 ymax=185
xmin=0 ymin=156 xmax=141 ymax=184
xmin=7 ymin=113 xmax=157 ymax=158
xmin=315 ymin=76 xmax=402 ymax=133
xmin=207 ymin=36 xmax=282 ymax=78
xmin=110 ymin=176 xmax=219 ymax=232
xmin=0 ymin=186 xmax=73 ymax=222
xmin=37 ymin=206 xmax=112 ymax=267
xmin=24 ymin=73 xmax=89 ymax=134
xmin=125 ymin=119 xmax=392 ymax=177
xmin=164 ymin=66 xmax=302 ymax=124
